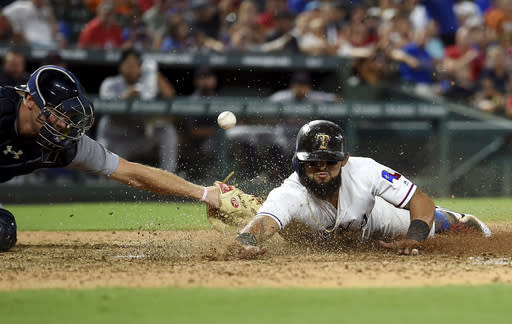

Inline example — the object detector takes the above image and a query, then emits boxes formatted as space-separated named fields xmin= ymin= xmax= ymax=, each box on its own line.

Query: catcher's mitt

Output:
xmin=207 ymin=173 xmax=265 ymax=232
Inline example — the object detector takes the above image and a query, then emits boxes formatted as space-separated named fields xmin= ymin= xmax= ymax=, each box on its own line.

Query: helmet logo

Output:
xmin=316 ymin=134 xmax=330 ymax=150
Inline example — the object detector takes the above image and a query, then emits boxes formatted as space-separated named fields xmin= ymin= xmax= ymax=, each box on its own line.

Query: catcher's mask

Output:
xmin=15 ymin=65 xmax=95 ymax=151
xmin=292 ymin=120 xmax=346 ymax=175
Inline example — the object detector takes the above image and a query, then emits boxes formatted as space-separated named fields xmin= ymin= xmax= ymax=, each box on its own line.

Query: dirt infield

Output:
xmin=1 ymin=223 xmax=511 ymax=290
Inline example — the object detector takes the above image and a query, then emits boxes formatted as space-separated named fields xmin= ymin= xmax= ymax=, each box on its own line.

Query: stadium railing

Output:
xmin=2 ymin=96 xmax=511 ymax=202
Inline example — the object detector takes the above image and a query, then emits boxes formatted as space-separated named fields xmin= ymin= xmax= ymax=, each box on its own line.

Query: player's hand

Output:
xmin=122 ymin=86 xmax=140 ymax=98
xmin=379 ymin=239 xmax=420 ymax=256
xmin=237 ymin=245 xmax=267 ymax=259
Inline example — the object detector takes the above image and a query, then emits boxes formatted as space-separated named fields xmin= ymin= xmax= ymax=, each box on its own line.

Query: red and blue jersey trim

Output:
xmin=256 ymin=212 xmax=283 ymax=229
xmin=397 ymin=183 xmax=417 ymax=208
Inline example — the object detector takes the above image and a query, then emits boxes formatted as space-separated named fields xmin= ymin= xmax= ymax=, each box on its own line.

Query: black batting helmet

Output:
xmin=292 ymin=120 xmax=346 ymax=175
xmin=294 ymin=120 xmax=346 ymax=162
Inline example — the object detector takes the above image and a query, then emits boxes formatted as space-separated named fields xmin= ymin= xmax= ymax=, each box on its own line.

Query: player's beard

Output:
xmin=300 ymin=173 xmax=341 ymax=200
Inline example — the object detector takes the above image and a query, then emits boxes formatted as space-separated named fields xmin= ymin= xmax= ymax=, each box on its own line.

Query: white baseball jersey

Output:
xmin=257 ymin=156 xmax=425 ymax=240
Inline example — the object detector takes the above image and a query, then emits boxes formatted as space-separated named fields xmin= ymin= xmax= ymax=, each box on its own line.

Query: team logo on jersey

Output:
xmin=3 ymin=145 xmax=23 ymax=159
xmin=381 ymin=170 xmax=401 ymax=183
xmin=316 ymin=134 xmax=330 ymax=149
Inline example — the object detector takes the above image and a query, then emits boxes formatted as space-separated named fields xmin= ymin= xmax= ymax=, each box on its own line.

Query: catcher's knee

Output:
xmin=0 ymin=208 xmax=17 ymax=252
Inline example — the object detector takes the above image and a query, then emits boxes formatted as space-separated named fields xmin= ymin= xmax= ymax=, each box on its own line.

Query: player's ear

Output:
xmin=23 ymin=94 xmax=37 ymax=110
xmin=342 ymin=152 xmax=350 ymax=166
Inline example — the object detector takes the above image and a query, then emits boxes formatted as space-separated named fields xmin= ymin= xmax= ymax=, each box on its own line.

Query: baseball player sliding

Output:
xmin=208 ymin=120 xmax=491 ymax=258
xmin=0 ymin=65 xmax=220 ymax=252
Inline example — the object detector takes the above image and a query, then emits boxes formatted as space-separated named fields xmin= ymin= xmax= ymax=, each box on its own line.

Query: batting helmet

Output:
xmin=293 ymin=120 xmax=346 ymax=169
xmin=0 ymin=208 xmax=17 ymax=252
xmin=15 ymin=65 xmax=95 ymax=151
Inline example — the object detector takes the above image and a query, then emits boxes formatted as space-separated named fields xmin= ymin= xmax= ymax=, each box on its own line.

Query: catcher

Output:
xmin=207 ymin=120 xmax=491 ymax=258
xmin=0 ymin=65 xmax=220 ymax=252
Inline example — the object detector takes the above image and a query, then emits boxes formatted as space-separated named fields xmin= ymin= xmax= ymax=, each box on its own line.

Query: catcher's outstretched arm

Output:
xmin=236 ymin=215 xmax=280 ymax=259
xmin=109 ymin=158 xmax=219 ymax=207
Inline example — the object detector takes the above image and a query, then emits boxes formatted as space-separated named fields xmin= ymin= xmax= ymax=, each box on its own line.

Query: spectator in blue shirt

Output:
xmin=423 ymin=0 xmax=458 ymax=46
xmin=287 ymin=0 xmax=307 ymax=14
xmin=476 ymin=0 xmax=494 ymax=14
xmin=392 ymin=29 xmax=435 ymax=85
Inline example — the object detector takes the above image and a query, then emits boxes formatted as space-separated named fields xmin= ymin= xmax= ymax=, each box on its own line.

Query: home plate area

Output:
xmin=1 ymin=223 xmax=511 ymax=290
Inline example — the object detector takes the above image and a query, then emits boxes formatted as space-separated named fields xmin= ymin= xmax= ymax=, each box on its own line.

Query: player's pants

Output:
xmin=0 ymin=204 xmax=17 ymax=252
xmin=362 ymin=197 xmax=436 ymax=241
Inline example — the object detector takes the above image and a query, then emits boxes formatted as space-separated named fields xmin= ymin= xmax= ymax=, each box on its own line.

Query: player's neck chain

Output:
xmin=306 ymin=185 xmax=343 ymax=233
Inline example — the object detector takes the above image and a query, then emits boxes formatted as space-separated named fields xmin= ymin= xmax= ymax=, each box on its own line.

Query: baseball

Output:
xmin=217 ymin=111 xmax=237 ymax=130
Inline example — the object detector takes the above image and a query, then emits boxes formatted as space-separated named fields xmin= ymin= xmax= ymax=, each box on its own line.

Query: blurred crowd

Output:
xmin=2 ymin=0 xmax=512 ymax=183
xmin=1 ymin=0 xmax=512 ymax=118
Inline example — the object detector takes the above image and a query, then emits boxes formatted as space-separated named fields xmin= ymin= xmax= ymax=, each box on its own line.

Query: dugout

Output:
xmin=1 ymin=47 xmax=511 ymax=202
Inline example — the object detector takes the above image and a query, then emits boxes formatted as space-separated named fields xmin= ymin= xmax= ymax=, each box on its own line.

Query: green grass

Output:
xmin=1 ymin=285 xmax=511 ymax=324
xmin=5 ymin=202 xmax=211 ymax=231
xmin=2 ymin=198 xmax=511 ymax=323
xmin=434 ymin=197 xmax=512 ymax=222
xmin=4 ymin=197 xmax=511 ymax=232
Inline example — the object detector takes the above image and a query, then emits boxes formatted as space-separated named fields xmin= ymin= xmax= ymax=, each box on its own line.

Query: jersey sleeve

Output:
xmin=369 ymin=159 xmax=417 ymax=208
xmin=256 ymin=180 xmax=305 ymax=230
xmin=67 ymin=135 xmax=120 ymax=176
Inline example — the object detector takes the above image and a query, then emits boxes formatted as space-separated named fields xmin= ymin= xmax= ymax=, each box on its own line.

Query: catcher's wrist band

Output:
xmin=406 ymin=219 xmax=430 ymax=242
xmin=200 ymin=187 xmax=208 ymax=202
xmin=236 ymin=232 xmax=257 ymax=246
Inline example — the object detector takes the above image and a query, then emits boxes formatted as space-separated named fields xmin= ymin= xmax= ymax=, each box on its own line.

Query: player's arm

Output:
xmin=108 ymin=158 xmax=219 ymax=207
xmin=156 ymin=72 xmax=176 ymax=99
xmin=390 ymin=49 xmax=420 ymax=68
xmin=405 ymin=188 xmax=435 ymax=230
xmin=379 ymin=188 xmax=435 ymax=255
xmin=68 ymin=136 xmax=219 ymax=207
xmin=236 ymin=215 xmax=280 ymax=259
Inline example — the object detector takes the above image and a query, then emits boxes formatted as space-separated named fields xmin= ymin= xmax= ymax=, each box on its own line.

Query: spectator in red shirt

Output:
xmin=343 ymin=5 xmax=378 ymax=48
xmin=228 ymin=0 xmax=266 ymax=51
xmin=137 ymin=0 xmax=155 ymax=12
xmin=442 ymin=26 xmax=485 ymax=82
xmin=0 ymin=12 xmax=14 ymax=42
xmin=257 ymin=0 xmax=287 ymax=33
xmin=78 ymin=1 xmax=123 ymax=49
xmin=87 ymin=0 xmax=137 ymax=15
